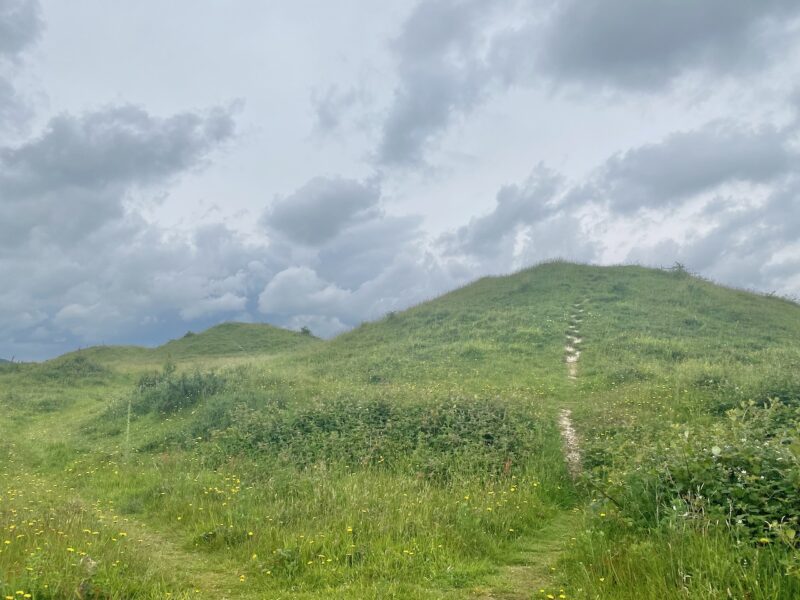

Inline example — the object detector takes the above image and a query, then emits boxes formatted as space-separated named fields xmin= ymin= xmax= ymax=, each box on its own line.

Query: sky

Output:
xmin=1 ymin=0 xmax=800 ymax=360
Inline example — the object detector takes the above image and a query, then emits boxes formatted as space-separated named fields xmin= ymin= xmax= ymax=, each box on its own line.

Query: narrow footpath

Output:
xmin=477 ymin=300 xmax=587 ymax=599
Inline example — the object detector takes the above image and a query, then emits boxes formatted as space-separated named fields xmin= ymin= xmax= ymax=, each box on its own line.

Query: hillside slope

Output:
xmin=2 ymin=262 xmax=800 ymax=599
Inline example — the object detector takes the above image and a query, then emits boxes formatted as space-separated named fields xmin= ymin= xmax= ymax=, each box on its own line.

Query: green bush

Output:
xmin=34 ymin=354 xmax=108 ymax=383
xmin=133 ymin=365 xmax=226 ymax=414
xmin=597 ymin=400 xmax=800 ymax=544
xmin=208 ymin=396 xmax=548 ymax=480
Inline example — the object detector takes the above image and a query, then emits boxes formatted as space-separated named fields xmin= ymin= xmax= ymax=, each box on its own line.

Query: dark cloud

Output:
xmin=574 ymin=121 xmax=798 ymax=213
xmin=262 ymin=176 xmax=381 ymax=245
xmin=534 ymin=0 xmax=800 ymax=90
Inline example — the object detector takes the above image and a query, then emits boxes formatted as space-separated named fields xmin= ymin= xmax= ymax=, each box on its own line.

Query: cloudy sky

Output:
xmin=2 ymin=0 xmax=800 ymax=360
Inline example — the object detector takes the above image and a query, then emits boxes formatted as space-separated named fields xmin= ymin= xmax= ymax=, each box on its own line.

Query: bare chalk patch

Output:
xmin=558 ymin=409 xmax=582 ymax=478
xmin=564 ymin=301 xmax=585 ymax=380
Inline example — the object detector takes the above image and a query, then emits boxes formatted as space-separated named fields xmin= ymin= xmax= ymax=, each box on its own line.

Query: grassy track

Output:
xmin=2 ymin=262 xmax=800 ymax=598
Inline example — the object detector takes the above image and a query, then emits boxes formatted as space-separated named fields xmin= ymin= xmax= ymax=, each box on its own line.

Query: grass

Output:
xmin=1 ymin=262 xmax=800 ymax=598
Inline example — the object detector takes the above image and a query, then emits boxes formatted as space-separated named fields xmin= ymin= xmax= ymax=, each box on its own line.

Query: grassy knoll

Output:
xmin=2 ymin=262 xmax=799 ymax=598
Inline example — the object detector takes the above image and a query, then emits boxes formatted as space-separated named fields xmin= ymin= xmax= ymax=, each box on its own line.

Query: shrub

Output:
xmin=133 ymin=365 xmax=225 ymax=415
xmin=34 ymin=355 xmax=108 ymax=383
xmin=208 ymin=396 xmax=548 ymax=481
xmin=595 ymin=400 xmax=800 ymax=544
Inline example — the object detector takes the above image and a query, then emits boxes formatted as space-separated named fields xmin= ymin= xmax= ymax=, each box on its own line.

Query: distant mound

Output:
xmin=55 ymin=321 xmax=319 ymax=366
xmin=153 ymin=322 xmax=319 ymax=359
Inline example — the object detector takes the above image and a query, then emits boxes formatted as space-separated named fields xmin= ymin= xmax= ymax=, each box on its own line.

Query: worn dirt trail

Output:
xmin=477 ymin=300 xmax=587 ymax=599
xmin=560 ymin=299 xmax=585 ymax=476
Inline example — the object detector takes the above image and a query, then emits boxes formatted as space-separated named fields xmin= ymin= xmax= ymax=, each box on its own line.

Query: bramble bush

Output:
xmin=597 ymin=399 xmax=800 ymax=545
xmin=205 ymin=396 xmax=551 ymax=481
xmin=133 ymin=363 xmax=226 ymax=415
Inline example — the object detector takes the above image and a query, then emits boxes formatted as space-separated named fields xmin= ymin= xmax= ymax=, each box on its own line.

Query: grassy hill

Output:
xmin=1 ymin=262 xmax=799 ymax=599
xmin=52 ymin=322 xmax=320 ymax=367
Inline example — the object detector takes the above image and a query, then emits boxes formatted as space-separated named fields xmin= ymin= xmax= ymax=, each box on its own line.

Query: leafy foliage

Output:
xmin=133 ymin=364 xmax=226 ymax=415
xmin=207 ymin=396 xmax=550 ymax=480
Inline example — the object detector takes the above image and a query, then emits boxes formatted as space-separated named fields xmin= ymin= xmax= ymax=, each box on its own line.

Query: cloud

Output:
xmin=370 ymin=0 xmax=800 ymax=170
xmin=0 ymin=104 xmax=236 ymax=247
xmin=438 ymin=164 xmax=602 ymax=277
xmin=534 ymin=0 xmax=800 ymax=90
xmin=0 ymin=0 xmax=41 ymax=60
xmin=0 ymin=0 xmax=42 ymax=130
xmin=315 ymin=214 xmax=423 ymax=289
xmin=0 ymin=103 xmax=248 ymax=357
xmin=256 ymin=174 xmax=441 ymax=333
xmin=572 ymin=120 xmax=798 ymax=213
xmin=310 ymin=85 xmax=366 ymax=135
xmin=443 ymin=165 xmax=563 ymax=259
xmin=627 ymin=181 xmax=800 ymax=299
xmin=376 ymin=0 xmax=498 ymax=166
xmin=262 ymin=176 xmax=382 ymax=245
xmin=258 ymin=266 xmax=349 ymax=317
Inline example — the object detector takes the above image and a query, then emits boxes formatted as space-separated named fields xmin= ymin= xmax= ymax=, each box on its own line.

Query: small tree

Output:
xmin=300 ymin=326 xmax=312 ymax=336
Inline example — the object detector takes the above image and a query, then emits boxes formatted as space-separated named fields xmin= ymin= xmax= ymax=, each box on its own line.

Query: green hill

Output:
xmin=53 ymin=321 xmax=319 ymax=368
xmin=2 ymin=263 xmax=799 ymax=599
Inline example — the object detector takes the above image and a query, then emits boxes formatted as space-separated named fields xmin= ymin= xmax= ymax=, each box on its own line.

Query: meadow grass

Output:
xmin=2 ymin=262 xmax=800 ymax=598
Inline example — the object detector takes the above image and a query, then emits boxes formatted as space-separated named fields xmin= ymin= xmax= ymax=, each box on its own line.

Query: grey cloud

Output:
xmin=0 ymin=103 xmax=249 ymax=357
xmin=581 ymin=121 xmax=798 ymax=213
xmin=284 ymin=314 xmax=349 ymax=339
xmin=442 ymin=165 xmax=563 ymax=259
xmin=535 ymin=0 xmax=800 ymax=90
xmin=438 ymin=165 xmax=601 ymax=278
xmin=0 ymin=105 xmax=235 ymax=247
xmin=376 ymin=0 xmax=497 ymax=166
xmin=0 ymin=0 xmax=41 ymax=59
xmin=258 ymin=266 xmax=350 ymax=318
xmin=257 ymin=174 xmax=440 ymax=333
xmin=2 ymin=105 xmax=234 ymax=195
xmin=517 ymin=213 xmax=600 ymax=266
xmin=372 ymin=0 xmax=800 ymax=170
xmin=316 ymin=214 xmax=423 ymax=289
xmin=0 ymin=75 xmax=32 ymax=132
xmin=0 ymin=0 xmax=42 ymax=131
xmin=628 ymin=179 xmax=800 ymax=298
xmin=311 ymin=85 xmax=365 ymax=135
xmin=257 ymin=251 xmax=461 ymax=337
xmin=262 ymin=176 xmax=381 ymax=245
